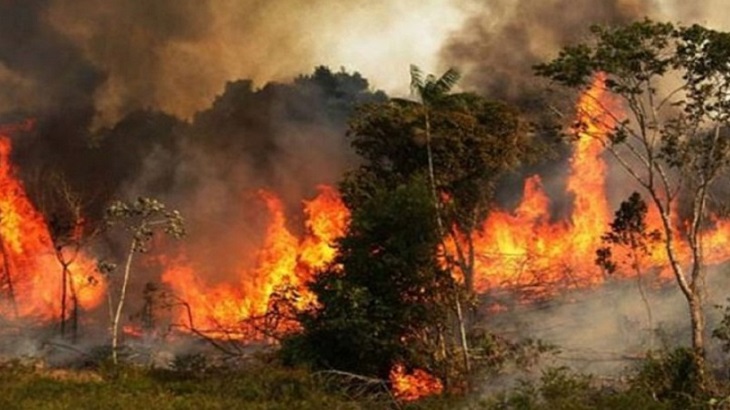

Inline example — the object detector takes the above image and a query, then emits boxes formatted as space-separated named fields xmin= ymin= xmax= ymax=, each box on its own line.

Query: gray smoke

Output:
xmin=441 ymin=0 xmax=655 ymax=105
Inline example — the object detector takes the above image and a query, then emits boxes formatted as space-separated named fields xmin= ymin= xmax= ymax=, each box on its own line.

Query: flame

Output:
xmin=161 ymin=185 xmax=349 ymax=338
xmin=0 ymin=125 xmax=105 ymax=320
xmin=464 ymin=76 xmax=616 ymax=295
xmin=466 ymin=74 xmax=730 ymax=297
xmin=389 ymin=363 xmax=444 ymax=401
xmin=298 ymin=185 xmax=349 ymax=273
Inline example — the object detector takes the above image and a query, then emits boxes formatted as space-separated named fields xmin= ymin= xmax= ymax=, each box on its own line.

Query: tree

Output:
xmin=283 ymin=179 xmax=457 ymax=382
xmin=29 ymin=170 xmax=101 ymax=341
xmin=596 ymin=192 xmax=661 ymax=348
xmin=345 ymin=65 xmax=535 ymax=294
xmin=104 ymin=197 xmax=185 ymax=364
xmin=535 ymin=19 xmax=730 ymax=382
xmin=342 ymin=66 xmax=535 ymax=376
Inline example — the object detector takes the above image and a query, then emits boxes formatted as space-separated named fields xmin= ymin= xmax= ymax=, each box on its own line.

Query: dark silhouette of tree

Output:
xmin=283 ymin=179 xmax=456 ymax=383
xmin=596 ymin=192 xmax=660 ymax=348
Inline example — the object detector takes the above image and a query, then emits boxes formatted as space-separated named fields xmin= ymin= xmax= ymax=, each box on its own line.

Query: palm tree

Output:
xmin=407 ymin=65 xmax=461 ymax=237
xmin=403 ymin=65 xmax=471 ymax=372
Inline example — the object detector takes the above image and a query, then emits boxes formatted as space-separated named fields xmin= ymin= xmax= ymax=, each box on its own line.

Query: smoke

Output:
xmin=440 ymin=0 xmax=656 ymax=106
xmin=35 ymin=0 xmax=464 ymax=127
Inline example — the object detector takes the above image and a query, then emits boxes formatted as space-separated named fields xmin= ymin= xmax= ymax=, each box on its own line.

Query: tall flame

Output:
xmin=0 ymin=124 xmax=105 ymax=320
xmin=468 ymin=75 xmax=730 ymax=297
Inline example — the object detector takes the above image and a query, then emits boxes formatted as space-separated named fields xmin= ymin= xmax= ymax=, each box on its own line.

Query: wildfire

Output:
xmin=161 ymin=185 xmax=349 ymax=338
xmin=389 ymin=363 xmax=444 ymax=401
xmin=0 ymin=124 xmax=105 ymax=320
xmin=467 ymin=75 xmax=730 ymax=297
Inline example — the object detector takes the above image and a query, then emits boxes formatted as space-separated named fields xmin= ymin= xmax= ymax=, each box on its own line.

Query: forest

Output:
xmin=2 ymin=3 xmax=730 ymax=408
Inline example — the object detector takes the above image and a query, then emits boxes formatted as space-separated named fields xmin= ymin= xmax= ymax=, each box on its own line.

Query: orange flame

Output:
xmin=464 ymin=76 xmax=616 ymax=295
xmin=161 ymin=185 xmax=349 ymax=338
xmin=0 ymin=126 xmax=105 ymax=320
xmin=389 ymin=363 xmax=444 ymax=401
xmin=466 ymin=74 xmax=730 ymax=297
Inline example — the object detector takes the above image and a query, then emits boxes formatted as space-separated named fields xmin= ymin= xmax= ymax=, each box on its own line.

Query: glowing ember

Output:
xmin=0 ymin=123 xmax=105 ymax=320
xmin=122 ymin=324 xmax=144 ymax=338
xmin=389 ymin=363 xmax=443 ymax=401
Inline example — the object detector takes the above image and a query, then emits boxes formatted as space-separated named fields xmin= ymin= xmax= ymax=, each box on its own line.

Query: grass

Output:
xmin=0 ymin=347 xmax=724 ymax=410
xmin=0 ymin=360 xmax=367 ymax=410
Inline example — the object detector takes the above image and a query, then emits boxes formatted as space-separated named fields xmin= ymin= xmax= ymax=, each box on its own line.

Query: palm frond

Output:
xmin=409 ymin=64 xmax=424 ymax=95
xmin=433 ymin=68 xmax=461 ymax=96
xmin=409 ymin=65 xmax=461 ymax=105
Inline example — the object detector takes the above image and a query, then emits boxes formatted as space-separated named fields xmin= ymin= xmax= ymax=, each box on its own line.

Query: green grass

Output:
xmin=0 ymin=361 xmax=367 ymax=410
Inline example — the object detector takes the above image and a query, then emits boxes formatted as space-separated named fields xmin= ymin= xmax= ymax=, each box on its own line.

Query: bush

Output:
xmin=630 ymin=348 xmax=708 ymax=409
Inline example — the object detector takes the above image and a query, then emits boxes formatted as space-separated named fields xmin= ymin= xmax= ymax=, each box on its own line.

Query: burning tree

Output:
xmin=104 ymin=197 xmax=185 ymax=364
xmin=535 ymin=19 xmax=730 ymax=384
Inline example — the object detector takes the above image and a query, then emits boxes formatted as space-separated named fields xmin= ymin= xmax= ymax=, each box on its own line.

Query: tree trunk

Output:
xmin=688 ymin=294 xmax=707 ymax=384
xmin=454 ymin=294 xmax=471 ymax=373
xmin=70 ymin=284 xmax=79 ymax=343
xmin=0 ymin=233 xmax=18 ymax=318
xmin=111 ymin=240 xmax=136 ymax=365
xmin=630 ymin=249 xmax=653 ymax=350
xmin=60 ymin=263 xmax=68 ymax=337
xmin=424 ymin=108 xmax=471 ymax=375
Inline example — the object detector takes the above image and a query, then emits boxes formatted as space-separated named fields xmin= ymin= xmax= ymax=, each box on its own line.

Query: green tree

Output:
xmin=341 ymin=66 xmax=535 ymax=376
xmin=535 ymin=19 xmax=730 ymax=383
xmin=283 ymin=180 xmax=456 ymax=382
xmin=345 ymin=66 xmax=535 ymax=294
xmin=104 ymin=197 xmax=185 ymax=364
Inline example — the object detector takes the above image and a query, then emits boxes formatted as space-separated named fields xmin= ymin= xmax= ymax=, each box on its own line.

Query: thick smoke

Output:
xmin=38 ymin=0 xmax=462 ymax=127
xmin=441 ymin=0 xmax=730 ymax=108
xmin=441 ymin=0 xmax=655 ymax=104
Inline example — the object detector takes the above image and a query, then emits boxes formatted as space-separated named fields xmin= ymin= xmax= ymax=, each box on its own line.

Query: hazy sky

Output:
xmin=2 ymin=0 xmax=730 ymax=127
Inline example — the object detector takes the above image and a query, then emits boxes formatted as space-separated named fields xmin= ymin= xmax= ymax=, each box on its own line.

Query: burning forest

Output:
xmin=2 ymin=1 xmax=730 ymax=408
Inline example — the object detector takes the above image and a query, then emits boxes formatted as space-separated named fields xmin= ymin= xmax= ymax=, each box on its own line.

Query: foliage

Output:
xmin=345 ymin=86 xmax=532 ymax=229
xmin=631 ymin=348 xmax=709 ymax=409
xmin=0 ymin=360 xmax=367 ymax=410
xmin=467 ymin=331 xmax=557 ymax=376
xmin=344 ymin=69 xmax=536 ymax=292
xmin=713 ymin=299 xmax=730 ymax=354
xmin=596 ymin=192 xmax=661 ymax=274
xmin=483 ymin=366 xmax=670 ymax=410
xmin=282 ymin=179 xmax=455 ymax=381
xmin=105 ymin=197 xmax=185 ymax=252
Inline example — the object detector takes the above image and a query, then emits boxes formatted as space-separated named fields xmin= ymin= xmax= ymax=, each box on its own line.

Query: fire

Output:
xmin=466 ymin=76 xmax=616 ymax=295
xmin=467 ymin=74 xmax=730 ymax=296
xmin=161 ymin=185 xmax=349 ymax=338
xmin=389 ymin=363 xmax=444 ymax=401
xmin=0 ymin=124 xmax=105 ymax=320
xmin=298 ymin=185 xmax=350 ymax=273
